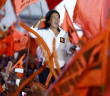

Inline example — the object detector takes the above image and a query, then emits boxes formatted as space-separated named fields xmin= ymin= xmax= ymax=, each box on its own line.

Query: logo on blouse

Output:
xmin=60 ymin=37 xmax=65 ymax=43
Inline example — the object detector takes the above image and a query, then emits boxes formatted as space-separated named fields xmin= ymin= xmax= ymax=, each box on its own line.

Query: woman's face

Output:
xmin=49 ymin=13 xmax=60 ymax=29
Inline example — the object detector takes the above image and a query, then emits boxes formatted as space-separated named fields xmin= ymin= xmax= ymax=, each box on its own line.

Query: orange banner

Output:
xmin=45 ymin=18 xmax=110 ymax=96
xmin=73 ymin=0 xmax=110 ymax=39
xmin=61 ymin=7 xmax=79 ymax=44
xmin=0 ymin=0 xmax=6 ymax=9
xmin=0 ymin=25 xmax=28 ymax=56
xmin=12 ymin=0 xmax=39 ymax=15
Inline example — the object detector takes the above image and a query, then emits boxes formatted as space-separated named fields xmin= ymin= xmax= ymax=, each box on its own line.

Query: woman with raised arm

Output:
xmin=30 ymin=10 xmax=80 ymax=85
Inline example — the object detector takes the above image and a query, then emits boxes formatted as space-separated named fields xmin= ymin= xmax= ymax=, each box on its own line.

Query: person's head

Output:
xmin=44 ymin=10 xmax=60 ymax=31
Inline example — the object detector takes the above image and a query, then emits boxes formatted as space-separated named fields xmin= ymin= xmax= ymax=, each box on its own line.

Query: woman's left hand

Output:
xmin=69 ymin=45 xmax=80 ymax=54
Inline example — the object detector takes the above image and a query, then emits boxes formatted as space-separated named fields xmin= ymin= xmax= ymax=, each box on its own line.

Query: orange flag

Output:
xmin=0 ymin=25 xmax=28 ymax=56
xmin=45 ymin=16 xmax=110 ymax=96
xmin=12 ymin=0 xmax=39 ymax=15
xmin=0 ymin=40 xmax=7 ymax=55
xmin=0 ymin=0 xmax=6 ymax=9
xmin=104 ymin=87 xmax=110 ymax=96
xmin=73 ymin=0 xmax=110 ymax=39
xmin=61 ymin=6 xmax=79 ymax=44
xmin=3 ymin=34 xmax=14 ymax=56
xmin=29 ymin=37 xmax=38 ymax=57
xmin=13 ymin=31 xmax=28 ymax=52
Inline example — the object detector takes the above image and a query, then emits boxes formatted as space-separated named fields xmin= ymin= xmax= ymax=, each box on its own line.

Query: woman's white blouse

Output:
xmin=30 ymin=27 xmax=73 ymax=68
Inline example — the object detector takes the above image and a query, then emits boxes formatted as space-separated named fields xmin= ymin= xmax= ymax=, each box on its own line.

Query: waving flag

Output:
xmin=73 ymin=0 xmax=110 ymax=39
xmin=45 ymin=16 xmax=110 ymax=96
xmin=0 ymin=25 xmax=28 ymax=56
xmin=0 ymin=0 xmax=6 ymax=9
xmin=61 ymin=7 xmax=79 ymax=44
xmin=12 ymin=0 xmax=39 ymax=15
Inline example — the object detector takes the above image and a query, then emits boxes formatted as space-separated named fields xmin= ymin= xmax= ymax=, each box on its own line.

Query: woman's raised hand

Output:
xmin=33 ymin=16 xmax=45 ymax=28
xmin=39 ymin=16 xmax=46 ymax=22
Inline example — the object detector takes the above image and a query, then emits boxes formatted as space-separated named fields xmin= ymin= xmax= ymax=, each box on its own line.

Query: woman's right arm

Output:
xmin=30 ymin=16 xmax=45 ymax=38
xmin=33 ymin=16 xmax=45 ymax=28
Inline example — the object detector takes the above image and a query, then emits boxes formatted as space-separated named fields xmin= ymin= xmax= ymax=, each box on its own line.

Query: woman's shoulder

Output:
xmin=38 ymin=27 xmax=48 ymax=31
xmin=37 ymin=28 xmax=49 ymax=35
xmin=37 ymin=28 xmax=47 ymax=32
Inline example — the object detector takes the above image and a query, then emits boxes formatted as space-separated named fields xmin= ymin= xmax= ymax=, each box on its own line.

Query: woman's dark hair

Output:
xmin=43 ymin=10 xmax=60 ymax=32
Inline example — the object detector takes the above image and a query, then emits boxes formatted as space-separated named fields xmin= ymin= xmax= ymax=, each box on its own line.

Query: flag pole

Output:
xmin=38 ymin=1 xmax=44 ymax=28
xmin=63 ymin=5 xmax=80 ymax=43
xmin=40 ymin=1 xmax=43 ymax=17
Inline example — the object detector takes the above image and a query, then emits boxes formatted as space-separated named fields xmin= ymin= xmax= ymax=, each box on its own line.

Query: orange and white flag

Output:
xmin=12 ymin=0 xmax=39 ymax=15
xmin=73 ymin=0 xmax=110 ymax=39
xmin=61 ymin=6 xmax=79 ymax=44
xmin=45 ymin=17 xmax=110 ymax=96
xmin=0 ymin=0 xmax=6 ymax=9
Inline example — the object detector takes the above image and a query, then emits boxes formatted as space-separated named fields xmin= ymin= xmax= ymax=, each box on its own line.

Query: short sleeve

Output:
xmin=29 ymin=26 xmax=44 ymax=38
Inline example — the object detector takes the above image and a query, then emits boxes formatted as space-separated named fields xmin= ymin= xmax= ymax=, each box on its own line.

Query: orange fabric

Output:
xmin=0 ymin=0 xmax=6 ymax=9
xmin=0 ymin=40 xmax=7 ymax=54
xmin=86 ymin=87 xmax=102 ymax=96
xmin=101 ymin=18 xmax=110 ymax=85
xmin=45 ymin=17 xmax=110 ymax=96
xmin=29 ymin=21 xmax=45 ymax=56
xmin=12 ymin=0 xmax=39 ymax=15
xmin=3 ymin=34 xmax=14 ymax=56
xmin=30 ymin=37 xmax=38 ymax=57
xmin=88 ymin=44 xmax=102 ymax=65
xmin=104 ymin=57 xmax=110 ymax=96
xmin=75 ymin=88 xmax=89 ymax=96
xmin=14 ymin=34 xmax=28 ymax=52
xmin=0 ymin=28 xmax=7 ymax=39
xmin=0 ymin=25 xmax=28 ymax=56
xmin=104 ymin=87 xmax=110 ymax=96
xmin=61 ymin=7 xmax=79 ymax=44
xmin=77 ymin=70 xmax=102 ymax=87
xmin=40 ymin=21 xmax=45 ymax=28
xmin=73 ymin=0 xmax=110 ymax=39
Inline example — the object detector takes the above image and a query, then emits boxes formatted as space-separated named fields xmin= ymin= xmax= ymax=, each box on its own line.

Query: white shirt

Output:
xmin=30 ymin=27 xmax=73 ymax=68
